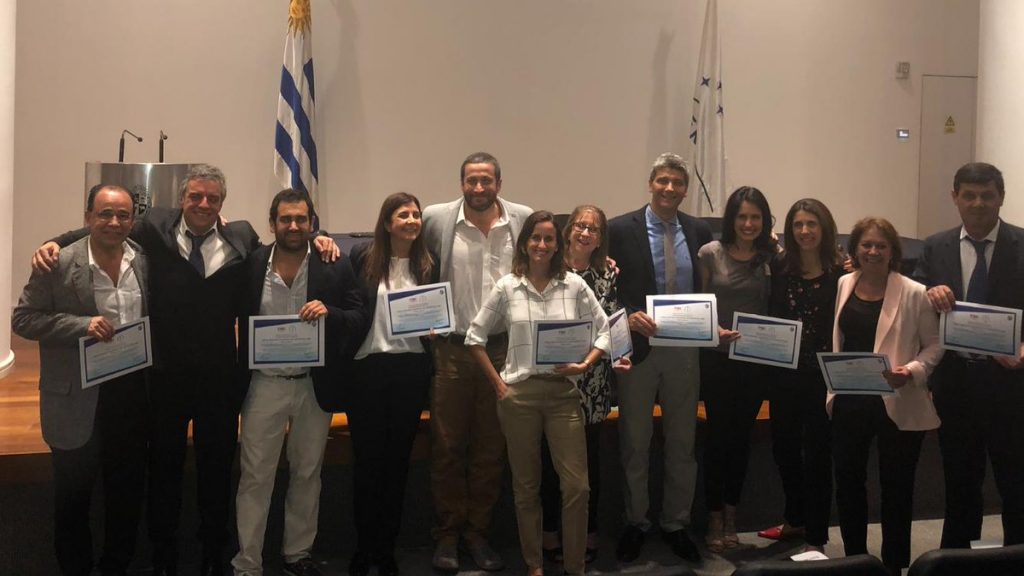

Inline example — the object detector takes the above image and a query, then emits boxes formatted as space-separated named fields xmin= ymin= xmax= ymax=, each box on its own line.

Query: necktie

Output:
xmin=186 ymin=229 xmax=212 ymax=277
xmin=965 ymin=237 xmax=990 ymax=304
xmin=663 ymin=221 xmax=677 ymax=294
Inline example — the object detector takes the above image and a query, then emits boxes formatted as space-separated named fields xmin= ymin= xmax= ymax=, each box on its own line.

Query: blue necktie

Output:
xmin=186 ymin=229 xmax=212 ymax=277
xmin=965 ymin=237 xmax=990 ymax=304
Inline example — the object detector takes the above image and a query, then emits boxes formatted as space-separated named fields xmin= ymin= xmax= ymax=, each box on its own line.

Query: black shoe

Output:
xmin=348 ymin=551 xmax=371 ymax=576
xmin=284 ymin=556 xmax=324 ymax=576
xmin=375 ymin=553 xmax=399 ymax=576
xmin=662 ymin=529 xmax=701 ymax=563
xmin=200 ymin=555 xmax=225 ymax=576
xmin=616 ymin=526 xmax=645 ymax=562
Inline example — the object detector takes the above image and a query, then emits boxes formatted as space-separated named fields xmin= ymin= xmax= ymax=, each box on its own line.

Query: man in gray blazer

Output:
xmin=421 ymin=152 xmax=532 ymax=572
xmin=13 ymin=185 xmax=149 ymax=576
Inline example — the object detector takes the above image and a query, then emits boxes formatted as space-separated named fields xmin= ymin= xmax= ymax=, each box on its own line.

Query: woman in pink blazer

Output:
xmin=829 ymin=217 xmax=943 ymax=576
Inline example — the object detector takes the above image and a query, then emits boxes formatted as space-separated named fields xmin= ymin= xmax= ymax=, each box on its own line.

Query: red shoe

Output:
xmin=757 ymin=524 xmax=805 ymax=540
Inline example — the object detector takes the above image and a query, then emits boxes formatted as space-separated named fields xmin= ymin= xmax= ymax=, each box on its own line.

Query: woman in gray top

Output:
xmin=697 ymin=186 xmax=776 ymax=552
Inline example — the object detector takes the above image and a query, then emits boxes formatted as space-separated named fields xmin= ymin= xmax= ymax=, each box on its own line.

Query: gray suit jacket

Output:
xmin=12 ymin=237 xmax=149 ymax=450
xmin=421 ymin=197 xmax=533 ymax=282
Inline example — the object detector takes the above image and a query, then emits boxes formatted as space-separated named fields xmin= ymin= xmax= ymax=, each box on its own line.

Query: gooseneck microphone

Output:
xmin=118 ymin=129 xmax=144 ymax=162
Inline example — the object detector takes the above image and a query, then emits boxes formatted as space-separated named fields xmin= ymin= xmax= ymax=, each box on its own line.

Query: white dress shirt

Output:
xmin=465 ymin=272 xmax=611 ymax=385
xmin=176 ymin=218 xmax=239 ymax=278
xmin=449 ymin=206 xmax=514 ymax=334
xmin=88 ymin=240 xmax=142 ymax=325
xmin=354 ymin=257 xmax=426 ymax=359
xmin=258 ymin=245 xmax=310 ymax=377
xmin=959 ymin=219 xmax=999 ymax=296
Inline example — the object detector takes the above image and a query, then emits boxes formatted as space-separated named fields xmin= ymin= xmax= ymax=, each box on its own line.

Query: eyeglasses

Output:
xmin=572 ymin=222 xmax=600 ymax=234
xmin=94 ymin=209 xmax=133 ymax=222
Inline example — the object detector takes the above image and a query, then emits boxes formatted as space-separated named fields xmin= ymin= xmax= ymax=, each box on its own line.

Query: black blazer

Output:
xmin=608 ymin=206 xmax=714 ymax=364
xmin=53 ymin=207 xmax=260 ymax=380
xmin=236 ymin=242 xmax=366 ymax=412
xmin=913 ymin=219 xmax=1024 ymax=385
xmin=348 ymin=241 xmax=440 ymax=372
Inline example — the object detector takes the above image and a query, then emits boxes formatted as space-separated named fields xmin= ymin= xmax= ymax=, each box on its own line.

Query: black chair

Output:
xmin=908 ymin=544 xmax=1024 ymax=576
xmin=731 ymin=554 xmax=889 ymax=576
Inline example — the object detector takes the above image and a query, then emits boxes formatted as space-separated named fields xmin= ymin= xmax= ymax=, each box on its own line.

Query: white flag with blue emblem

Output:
xmin=275 ymin=0 xmax=319 ymax=211
xmin=687 ymin=0 xmax=726 ymax=216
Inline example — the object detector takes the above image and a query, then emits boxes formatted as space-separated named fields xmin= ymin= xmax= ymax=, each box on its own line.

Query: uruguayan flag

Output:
xmin=687 ymin=0 xmax=726 ymax=216
xmin=275 ymin=0 xmax=319 ymax=207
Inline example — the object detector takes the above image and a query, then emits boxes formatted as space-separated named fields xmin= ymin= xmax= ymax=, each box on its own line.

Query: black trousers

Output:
xmin=769 ymin=367 xmax=832 ymax=546
xmin=51 ymin=372 xmax=147 ymax=576
xmin=146 ymin=367 xmax=240 ymax=566
xmin=347 ymin=352 xmax=432 ymax=556
xmin=540 ymin=420 xmax=602 ymax=535
xmin=832 ymin=395 xmax=924 ymax=570
xmin=932 ymin=356 xmax=1024 ymax=548
xmin=701 ymin=351 xmax=766 ymax=511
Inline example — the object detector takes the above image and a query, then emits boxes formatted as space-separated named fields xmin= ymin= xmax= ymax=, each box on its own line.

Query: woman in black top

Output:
xmin=758 ymin=199 xmax=842 ymax=552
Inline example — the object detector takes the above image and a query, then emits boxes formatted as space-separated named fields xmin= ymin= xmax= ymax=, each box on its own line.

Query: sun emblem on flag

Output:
xmin=288 ymin=0 xmax=312 ymax=34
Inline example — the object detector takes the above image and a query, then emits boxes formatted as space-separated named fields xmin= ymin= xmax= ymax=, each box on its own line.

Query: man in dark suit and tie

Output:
xmin=33 ymin=165 xmax=337 ymax=575
xmin=607 ymin=153 xmax=712 ymax=564
xmin=232 ymin=189 xmax=364 ymax=576
xmin=14 ymin=185 xmax=150 ymax=576
xmin=913 ymin=161 xmax=1024 ymax=548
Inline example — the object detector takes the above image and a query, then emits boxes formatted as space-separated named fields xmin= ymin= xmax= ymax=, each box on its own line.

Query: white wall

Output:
xmin=10 ymin=0 xmax=979 ymax=306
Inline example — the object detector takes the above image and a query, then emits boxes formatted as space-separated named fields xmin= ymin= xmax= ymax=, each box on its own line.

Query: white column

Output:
xmin=0 ymin=0 xmax=14 ymax=379
xmin=977 ymin=0 xmax=1024 ymax=221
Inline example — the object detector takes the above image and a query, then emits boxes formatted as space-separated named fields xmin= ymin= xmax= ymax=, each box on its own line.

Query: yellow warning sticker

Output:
xmin=945 ymin=116 xmax=956 ymax=134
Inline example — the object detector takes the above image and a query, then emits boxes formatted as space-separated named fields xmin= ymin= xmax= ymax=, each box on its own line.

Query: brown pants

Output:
xmin=498 ymin=377 xmax=589 ymax=575
xmin=429 ymin=336 xmax=509 ymax=542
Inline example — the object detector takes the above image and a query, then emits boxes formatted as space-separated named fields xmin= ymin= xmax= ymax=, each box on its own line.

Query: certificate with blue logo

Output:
xmin=729 ymin=312 xmax=802 ymax=369
xmin=940 ymin=301 xmax=1021 ymax=358
xmin=385 ymin=282 xmax=455 ymax=339
xmin=817 ymin=353 xmax=894 ymax=395
xmin=534 ymin=320 xmax=593 ymax=366
xmin=249 ymin=315 xmax=324 ymax=369
xmin=646 ymin=294 xmax=719 ymax=347
xmin=78 ymin=317 xmax=153 ymax=389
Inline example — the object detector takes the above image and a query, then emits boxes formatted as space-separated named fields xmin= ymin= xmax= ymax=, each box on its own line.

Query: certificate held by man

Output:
xmin=534 ymin=320 xmax=593 ymax=366
xmin=816 ymin=352 xmax=894 ymax=395
xmin=249 ymin=314 xmax=325 ymax=369
xmin=385 ymin=281 xmax=455 ymax=339
xmin=78 ymin=316 xmax=153 ymax=389
xmin=729 ymin=312 xmax=802 ymax=369
xmin=646 ymin=294 xmax=719 ymax=347
xmin=939 ymin=301 xmax=1022 ymax=357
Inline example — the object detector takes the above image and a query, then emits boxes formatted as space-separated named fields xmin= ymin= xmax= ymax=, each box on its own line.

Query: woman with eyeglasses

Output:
xmin=539 ymin=206 xmax=620 ymax=565
xmin=756 ymin=199 xmax=842 ymax=553
xmin=465 ymin=210 xmax=612 ymax=576
xmin=697 ymin=186 xmax=776 ymax=552
xmin=830 ymin=217 xmax=942 ymax=576
xmin=347 ymin=192 xmax=438 ymax=576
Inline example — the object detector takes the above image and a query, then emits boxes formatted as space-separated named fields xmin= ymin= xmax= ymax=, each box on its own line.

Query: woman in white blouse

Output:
xmin=465 ymin=210 xmax=611 ymax=576
xmin=347 ymin=192 xmax=439 ymax=576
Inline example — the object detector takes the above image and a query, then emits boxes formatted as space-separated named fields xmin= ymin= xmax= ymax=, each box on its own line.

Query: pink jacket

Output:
xmin=828 ymin=271 xmax=943 ymax=431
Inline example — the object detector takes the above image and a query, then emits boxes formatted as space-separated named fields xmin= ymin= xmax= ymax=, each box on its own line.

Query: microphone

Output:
xmin=118 ymin=129 xmax=143 ymax=162
xmin=159 ymin=130 xmax=168 ymax=163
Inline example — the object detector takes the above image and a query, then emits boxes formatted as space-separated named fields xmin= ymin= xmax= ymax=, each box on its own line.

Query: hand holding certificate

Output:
xmin=534 ymin=320 xmax=593 ymax=366
xmin=939 ymin=301 xmax=1022 ymax=358
xmin=385 ymin=282 xmax=455 ymax=339
xmin=646 ymin=294 xmax=719 ymax=347
xmin=249 ymin=315 xmax=325 ymax=369
xmin=729 ymin=312 xmax=802 ymax=369
xmin=79 ymin=317 xmax=153 ymax=389
xmin=816 ymin=353 xmax=894 ymax=395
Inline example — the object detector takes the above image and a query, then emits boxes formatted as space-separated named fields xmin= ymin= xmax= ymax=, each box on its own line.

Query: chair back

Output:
xmin=908 ymin=544 xmax=1024 ymax=576
xmin=731 ymin=554 xmax=889 ymax=576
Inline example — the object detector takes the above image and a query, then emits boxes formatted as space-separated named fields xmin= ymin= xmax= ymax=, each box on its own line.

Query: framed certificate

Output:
xmin=608 ymin=309 xmax=633 ymax=362
xmin=534 ymin=320 xmax=593 ymax=366
xmin=729 ymin=312 xmax=802 ymax=369
xmin=816 ymin=352 xmax=894 ymax=395
xmin=78 ymin=317 xmax=153 ymax=389
xmin=646 ymin=294 xmax=719 ymax=347
xmin=940 ymin=301 xmax=1022 ymax=358
xmin=385 ymin=282 xmax=455 ymax=339
xmin=249 ymin=315 xmax=325 ymax=369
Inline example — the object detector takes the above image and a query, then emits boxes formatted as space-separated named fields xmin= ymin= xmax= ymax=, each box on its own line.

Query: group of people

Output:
xmin=11 ymin=153 xmax=1024 ymax=576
